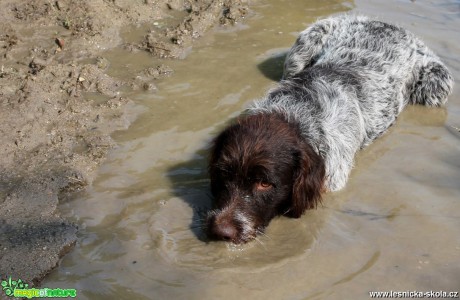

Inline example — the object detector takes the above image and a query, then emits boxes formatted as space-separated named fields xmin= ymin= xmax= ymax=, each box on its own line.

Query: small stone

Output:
xmin=55 ymin=38 xmax=64 ymax=49
xmin=143 ymin=82 xmax=157 ymax=91
xmin=96 ymin=57 xmax=109 ymax=70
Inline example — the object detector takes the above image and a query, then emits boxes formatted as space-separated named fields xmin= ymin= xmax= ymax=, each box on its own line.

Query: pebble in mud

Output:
xmin=143 ymin=82 xmax=157 ymax=91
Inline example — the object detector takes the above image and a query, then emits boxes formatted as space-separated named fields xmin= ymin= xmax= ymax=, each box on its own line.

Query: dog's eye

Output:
xmin=255 ymin=181 xmax=273 ymax=191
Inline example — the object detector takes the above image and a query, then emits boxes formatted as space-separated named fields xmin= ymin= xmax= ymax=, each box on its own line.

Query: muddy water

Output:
xmin=44 ymin=0 xmax=460 ymax=299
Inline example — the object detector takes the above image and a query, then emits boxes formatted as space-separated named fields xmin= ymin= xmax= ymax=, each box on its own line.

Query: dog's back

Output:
xmin=284 ymin=15 xmax=452 ymax=107
xmin=207 ymin=15 xmax=453 ymax=243
xmin=248 ymin=15 xmax=453 ymax=191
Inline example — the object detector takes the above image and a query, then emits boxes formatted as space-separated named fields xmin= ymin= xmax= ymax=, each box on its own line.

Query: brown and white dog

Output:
xmin=206 ymin=15 xmax=453 ymax=244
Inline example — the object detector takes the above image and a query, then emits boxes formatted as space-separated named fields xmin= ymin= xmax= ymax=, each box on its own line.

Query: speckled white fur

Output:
xmin=247 ymin=15 xmax=453 ymax=191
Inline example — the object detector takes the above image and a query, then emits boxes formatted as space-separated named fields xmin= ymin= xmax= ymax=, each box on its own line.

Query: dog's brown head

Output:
xmin=207 ymin=112 xmax=325 ymax=244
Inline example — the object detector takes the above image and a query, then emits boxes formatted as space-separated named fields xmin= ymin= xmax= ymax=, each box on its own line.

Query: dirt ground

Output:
xmin=0 ymin=0 xmax=247 ymax=286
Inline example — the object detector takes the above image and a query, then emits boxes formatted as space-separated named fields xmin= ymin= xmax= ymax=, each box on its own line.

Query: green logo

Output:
xmin=1 ymin=276 xmax=77 ymax=299
xmin=1 ymin=277 xmax=29 ymax=296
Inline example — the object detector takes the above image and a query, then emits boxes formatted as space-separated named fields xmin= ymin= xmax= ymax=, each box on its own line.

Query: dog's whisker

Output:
xmin=255 ymin=229 xmax=271 ymax=240
xmin=253 ymin=236 xmax=267 ymax=251
xmin=282 ymin=207 xmax=292 ymax=216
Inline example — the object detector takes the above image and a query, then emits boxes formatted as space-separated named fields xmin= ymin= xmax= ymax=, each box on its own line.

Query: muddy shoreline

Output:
xmin=0 ymin=0 xmax=247 ymax=285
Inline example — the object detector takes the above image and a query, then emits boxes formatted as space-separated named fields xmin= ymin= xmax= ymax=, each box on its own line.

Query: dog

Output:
xmin=206 ymin=15 xmax=453 ymax=244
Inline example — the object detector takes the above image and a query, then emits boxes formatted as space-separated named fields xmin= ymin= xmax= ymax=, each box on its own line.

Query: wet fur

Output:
xmin=207 ymin=15 xmax=453 ymax=244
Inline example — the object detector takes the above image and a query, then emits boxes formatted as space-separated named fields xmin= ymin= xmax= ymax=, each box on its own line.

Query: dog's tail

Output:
xmin=410 ymin=60 xmax=453 ymax=107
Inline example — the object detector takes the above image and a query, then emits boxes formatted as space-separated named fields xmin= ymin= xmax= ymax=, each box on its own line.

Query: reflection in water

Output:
xmin=44 ymin=0 xmax=460 ymax=299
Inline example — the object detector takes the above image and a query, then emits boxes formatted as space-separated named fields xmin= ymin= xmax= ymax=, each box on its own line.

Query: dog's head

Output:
xmin=206 ymin=113 xmax=325 ymax=244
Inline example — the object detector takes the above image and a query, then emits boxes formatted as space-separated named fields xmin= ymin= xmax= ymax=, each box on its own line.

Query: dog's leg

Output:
xmin=324 ymin=157 xmax=353 ymax=192
xmin=283 ymin=19 xmax=333 ymax=79
xmin=410 ymin=57 xmax=453 ymax=107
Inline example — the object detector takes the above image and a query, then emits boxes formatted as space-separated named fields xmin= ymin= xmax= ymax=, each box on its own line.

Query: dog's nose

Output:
xmin=215 ymin=221 xmax=237 ymax=241
xmin=209 ymin=217 xmax=238 ymax=242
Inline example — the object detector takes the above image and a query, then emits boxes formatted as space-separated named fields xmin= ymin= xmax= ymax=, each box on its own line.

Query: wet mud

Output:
xmin=2 ymin=0 xmax=459 ymax=298
xmin=38 ymin=0 xmax=460 ymax=299
xmin=40 ymin=0 xmax=459 ymax=299
xmin=0 ymin=0 xmax=248 ymax=285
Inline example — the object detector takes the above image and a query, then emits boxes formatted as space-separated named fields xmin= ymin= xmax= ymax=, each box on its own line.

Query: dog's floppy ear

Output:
xmin=208 ymin=127 xmax=235 ymax=197
xmin=288 ymin=142 xmax=325 ymax=218
xmin=208 ymin=132 xmax=225 ymax=197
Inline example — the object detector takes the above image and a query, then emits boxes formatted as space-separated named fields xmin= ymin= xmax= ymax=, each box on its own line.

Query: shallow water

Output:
xmin=44 ymin=0 xmax=460 ymax=299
